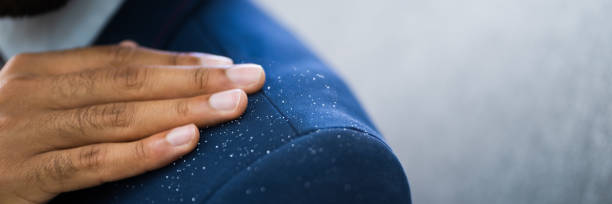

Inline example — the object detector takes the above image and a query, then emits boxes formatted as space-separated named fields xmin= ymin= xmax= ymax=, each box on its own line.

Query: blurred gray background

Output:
xmin=255 ymin=0 xmax=612 ymax=203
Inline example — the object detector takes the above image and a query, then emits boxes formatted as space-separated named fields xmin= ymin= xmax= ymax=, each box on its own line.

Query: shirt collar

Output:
xmin=0 ymin=0 xmax=124 ymax=59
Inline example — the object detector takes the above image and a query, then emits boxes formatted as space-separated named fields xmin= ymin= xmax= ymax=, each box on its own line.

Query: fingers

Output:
xmin=38 ymin=64 xmax=263 ymax=108
xmin=119 ymin=40 xmax=138 ymax=47
xmin=80 ymin=45 xmax=234 ymax=68
xmin=40 ymin=89 xmax=246 ymax=148
xmin=8 ymin=45 xmax=233 ymax=75
xmin=28 ymin=124 xmax=199 ymax=194
xmin=33 ymin=64 xmax=264 ymax=109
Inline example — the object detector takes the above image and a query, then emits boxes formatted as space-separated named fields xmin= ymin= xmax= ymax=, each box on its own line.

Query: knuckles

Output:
xmin=38 ymin=153 xmax=77 ymax=184
xmin=72 ymin=103 xmax=135 ymax=131
xmin=105 ymin=45 xmax=136 ymax=66
xmin=107 ymin=65 xmax=149 ymax=91
xmin=133 ymin=141 xmax=149 ymax=164
xmin=100 ymin=103 xmax=136 ymax=128
xmin=174 ymin=100 xmax=191 ymax=117
xmin=192 ymin=68 xmax=210 ymax=91
xmin=76 ymin=146 xmax=106 ymax=171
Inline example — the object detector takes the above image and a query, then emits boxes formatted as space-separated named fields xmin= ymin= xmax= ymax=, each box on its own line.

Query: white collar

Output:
xmin=0 ymin=0 xmax=124 ymax=60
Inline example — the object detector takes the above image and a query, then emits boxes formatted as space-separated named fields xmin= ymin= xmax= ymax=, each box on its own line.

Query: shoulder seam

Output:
xmin=260 ymin=92 xmax=301 ymax=134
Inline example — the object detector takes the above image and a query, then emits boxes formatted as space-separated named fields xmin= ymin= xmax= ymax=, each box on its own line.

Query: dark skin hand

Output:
xmin=0 ymin=41 xmax=266 ymax=203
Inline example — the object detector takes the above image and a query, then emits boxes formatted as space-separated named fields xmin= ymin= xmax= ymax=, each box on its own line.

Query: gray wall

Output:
xmin=255 ymin=0 xmax=612 ymax=203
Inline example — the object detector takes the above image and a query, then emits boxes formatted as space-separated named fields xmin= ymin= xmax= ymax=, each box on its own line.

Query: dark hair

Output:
xmin=0 ymin=0 xmax=70 ymax=17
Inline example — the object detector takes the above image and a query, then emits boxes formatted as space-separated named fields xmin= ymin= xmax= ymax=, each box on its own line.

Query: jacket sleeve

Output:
xmin=206 ymin=128 xmax=412 ymax=204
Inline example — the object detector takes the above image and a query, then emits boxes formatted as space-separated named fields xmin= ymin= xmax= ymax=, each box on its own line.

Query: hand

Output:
xmin=0 ymin=43 xmax=265 ymax=203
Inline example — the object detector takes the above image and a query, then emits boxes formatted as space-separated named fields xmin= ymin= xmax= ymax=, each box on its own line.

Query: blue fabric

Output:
xmin=51 ymin=0 xmax=411 ymax=203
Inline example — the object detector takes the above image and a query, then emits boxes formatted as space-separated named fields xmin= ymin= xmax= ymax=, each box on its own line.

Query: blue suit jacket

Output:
xmin=51 ymin=0 xmax=411 ymax=203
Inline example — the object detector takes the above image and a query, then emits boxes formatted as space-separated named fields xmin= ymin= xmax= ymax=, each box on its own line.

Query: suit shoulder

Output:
xmin=207 ymin=128 xmax=412 ymax=204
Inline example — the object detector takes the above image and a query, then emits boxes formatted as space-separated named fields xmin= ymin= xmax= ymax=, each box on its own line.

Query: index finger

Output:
xmin=10 ymin=45 xmax=233 ymax=74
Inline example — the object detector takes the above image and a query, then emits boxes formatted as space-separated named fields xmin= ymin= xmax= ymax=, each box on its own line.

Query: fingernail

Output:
xmin=190 ymin=53 xmax=233 ymax=66
xmin=166 ymin=124 xmax=196 ymax=146
xmin=226 ymin=64 xmax=263 ymax=87
xmin=119 ymin=40 xmax=138 ymax=47
xmin=209 ymin=89 xmax=242 ymax=111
